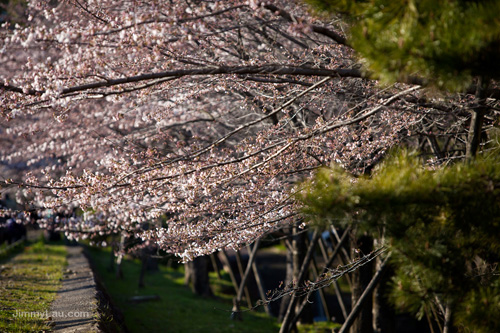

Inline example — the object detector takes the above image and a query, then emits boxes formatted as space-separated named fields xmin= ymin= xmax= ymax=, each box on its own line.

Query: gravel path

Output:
xmin=49 ymin=245 xmax=100 ymax=332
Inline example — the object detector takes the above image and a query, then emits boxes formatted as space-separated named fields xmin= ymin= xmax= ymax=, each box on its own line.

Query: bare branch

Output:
xmin=262 ymin=4 xmax=348 ymax=45
xmin=2 ymin=65 xmax=362 ymax=97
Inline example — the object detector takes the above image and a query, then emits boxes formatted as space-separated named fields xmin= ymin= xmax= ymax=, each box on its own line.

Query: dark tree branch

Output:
xmin=466 ymin=77 xmax=490 ymax=160
xmin=262 ymin=4 xmax=348 ymax=45
xmin=1 ymin=65 xmax=363 ymax=97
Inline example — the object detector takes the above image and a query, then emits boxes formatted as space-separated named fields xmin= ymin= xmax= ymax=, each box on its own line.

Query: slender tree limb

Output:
xmin=251 ymin=254 xmax=272 ymax=316
xmin=219 ymin=250 xmax=240 ymax=295
xmin=318 ymin=237 xmax=348 ymax=320
xmin=235 ymin=250 xmax=253 ymax=309
xmin=279 ymin=229 xmax=320 ymax=333
xmin=231 ymin=239 xmax=262 ymax=319
xmin=262 ymin=4 xmax=348 ymax=45
xmin=338 ymin=254 xmax=391 ymax=333
xmin=93 ymin=5 xmax=248 ymax=36
xmin=293 ymin=228 xmax=351 ymax=323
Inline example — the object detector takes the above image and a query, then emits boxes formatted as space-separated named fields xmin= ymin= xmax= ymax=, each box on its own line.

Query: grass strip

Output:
xmin=87 ymin=247 xmax=280 ymax=332
xmin=0 ymin=240 xmax=67 ymax=332
xmin=0 ymin=239 xmax=26 ymax=261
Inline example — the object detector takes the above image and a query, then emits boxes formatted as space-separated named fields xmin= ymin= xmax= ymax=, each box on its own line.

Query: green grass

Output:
xmin=297 ymin=321 xmax=341 ymax=333
xmin=0 ymin=239 xmax=26 ymax=261
xmin=0 ymin=240 xmax=67 ymax=332
xmin=87 ymin=247 xmax=281 ymax=332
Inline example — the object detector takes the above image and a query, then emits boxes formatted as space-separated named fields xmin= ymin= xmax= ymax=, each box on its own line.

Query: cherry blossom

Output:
xmin=0 ymin=0 xmax=458 ymax=261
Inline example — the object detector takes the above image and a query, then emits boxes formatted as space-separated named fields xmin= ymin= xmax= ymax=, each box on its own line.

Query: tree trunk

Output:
xmin=279 ymin=231 xmax=294 ymax=322
xmin=301 ymin=254 xmax=330 ymax=321
xmin=330 ymin=226 xmax=353 ymax=289
xmin=339 ymin=255 xmax=390 ymax=333
xmin=372 ymin=233 xmax=395 ymax=333
xmin=292 ymin=228 xmax=314 ymax=326
xmin=442 ymin=299 xmax=459 ymax=333
xmin=251 ymin=256 xmax=272 ymax=316
xmin=108 ymin=234 xmax=117 ymax=272
xmin=235 ymin=249 xmax=253 ymax=309
xmin=318 ymin=227 xmax=351 ymax=321
xmin=138 ymin=254 xmax=147 ymax=288
xmin=279 ymin=230 xmax=320 ymax=333
xmin=350 ymin=233 xmax=374 ymax=333
xmin=115 ymin=233 xmax=125 ymax=279
xmin=278 ymin=226 xmax=310 ymax=326
xmin=184 ymin=258 xmax=192 ymax=286
xmin=186 ymin=255 xmax=213 ymax=297
xmin=466 ymin=77 xmax=489 ymax=160
xmin=372 ymin=257 xmax=395 ymax=333
xmin=466 ymin=108 xmax=485 ymax=159
xmin=138 ymin=246 xmax=158 ymax=288
xmin=232 ymin=239 xmax=261 ymax=318
xmin=210 ymin=253 xmax=222 ymax=280
xmin=219 ymin=250 xmax=240 ymax=294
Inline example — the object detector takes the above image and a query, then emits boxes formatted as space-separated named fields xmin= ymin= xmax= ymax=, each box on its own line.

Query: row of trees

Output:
xmin=1 ymin=0 xmax=499 ymax=331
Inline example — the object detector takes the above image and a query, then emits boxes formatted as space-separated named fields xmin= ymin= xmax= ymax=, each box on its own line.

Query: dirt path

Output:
xmin=49 ymin=245 xmax=100 ymax=332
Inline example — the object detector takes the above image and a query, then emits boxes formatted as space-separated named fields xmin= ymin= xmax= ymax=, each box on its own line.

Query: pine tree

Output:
xmin=301 ymin=2 xmax=500 ymax=331
xmin=300 ymin=150 xmax=500 ymax=332
xmin=307 ymin=0 xmax=500 ymax=91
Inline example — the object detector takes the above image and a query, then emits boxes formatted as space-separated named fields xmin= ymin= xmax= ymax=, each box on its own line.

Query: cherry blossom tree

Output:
xmin=1 ymin=0 xmax=422 ymax=259
xmin=2 ymin=2 xmax=497 ymax=331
